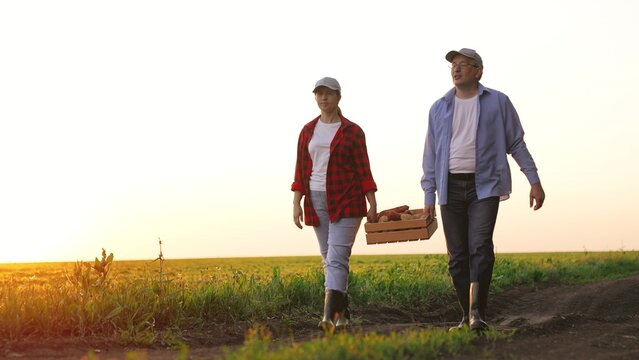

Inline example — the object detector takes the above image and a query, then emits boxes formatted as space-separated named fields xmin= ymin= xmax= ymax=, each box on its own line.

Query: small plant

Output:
xmin=154 ymin=237 xmax=165 ymax=283
xmin=67 ymin=248 xmax=114 ymax=291
xmin=63 ymin=248 xmax=115 ymax=336
xmin=91 ymin=248 xmax=114 ymax=287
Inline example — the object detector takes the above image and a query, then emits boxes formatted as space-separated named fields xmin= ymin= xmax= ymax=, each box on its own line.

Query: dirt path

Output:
xmin=451 ymin=274 xmax=639 ymax=359
xmin=3 ymin=275 xmax=639 ymax=359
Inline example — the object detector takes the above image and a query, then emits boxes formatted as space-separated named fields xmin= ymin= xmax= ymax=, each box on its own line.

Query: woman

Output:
xmin=291 ymin=77 xmax=378 ymax=332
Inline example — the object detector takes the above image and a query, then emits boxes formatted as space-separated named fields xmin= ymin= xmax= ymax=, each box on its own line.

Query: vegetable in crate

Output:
xmin=376 ymin=205 xmax=409 ymax=222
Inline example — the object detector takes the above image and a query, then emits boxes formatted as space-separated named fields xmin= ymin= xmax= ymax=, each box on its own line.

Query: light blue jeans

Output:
xmin=310 ymin=191 xmax=362 ymax=292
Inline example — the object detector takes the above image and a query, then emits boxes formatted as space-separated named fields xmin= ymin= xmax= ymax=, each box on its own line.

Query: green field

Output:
xmin=1 ymin=250 xmax=638 ymax=359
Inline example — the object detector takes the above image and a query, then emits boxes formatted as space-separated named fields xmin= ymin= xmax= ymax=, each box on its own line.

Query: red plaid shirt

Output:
xmin=291 ymin=115 xmax=377 ymax=226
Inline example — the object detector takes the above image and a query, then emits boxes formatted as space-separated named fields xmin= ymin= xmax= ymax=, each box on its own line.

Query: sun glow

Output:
xmin=1 ymin=1 xmax=638 ymax=263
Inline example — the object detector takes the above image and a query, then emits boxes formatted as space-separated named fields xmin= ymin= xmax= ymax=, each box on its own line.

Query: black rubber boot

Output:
xmin=469 ymin=282 xmax=489 ymax=332
xmin=479 ymin=281 xmax=489 ymax=321
xmin=319 ymin=290 xmax=344 ymax=333
xmin=449 ymin=284 xmax=469 ymax=331
xmin=335 ymin=292 xmax=350 ymax=331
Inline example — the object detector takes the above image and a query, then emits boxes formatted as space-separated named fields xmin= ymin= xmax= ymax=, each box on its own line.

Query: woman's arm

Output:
xmin=365 ymin=191 xmax=377 ymax=223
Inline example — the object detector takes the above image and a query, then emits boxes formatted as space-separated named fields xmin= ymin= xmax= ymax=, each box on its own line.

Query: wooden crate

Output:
xmin=364 ymin=208 xmax=438 ymax=245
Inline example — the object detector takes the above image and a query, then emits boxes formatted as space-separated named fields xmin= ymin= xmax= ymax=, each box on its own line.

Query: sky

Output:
xmin=1 ymin=0 xmax=638 ymax=263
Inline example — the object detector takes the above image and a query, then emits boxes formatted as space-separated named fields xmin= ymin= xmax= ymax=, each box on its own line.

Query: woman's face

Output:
xmin=314 ymin=87 xmax=341 ymax=113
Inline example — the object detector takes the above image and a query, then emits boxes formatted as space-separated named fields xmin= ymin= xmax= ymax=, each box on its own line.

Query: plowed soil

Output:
xmin=3 ymin=275 xmax=639 ymax=359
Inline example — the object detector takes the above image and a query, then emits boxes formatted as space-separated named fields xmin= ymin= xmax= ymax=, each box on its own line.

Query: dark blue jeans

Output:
xmin=440 ymin=173 xmax=499 ymax=314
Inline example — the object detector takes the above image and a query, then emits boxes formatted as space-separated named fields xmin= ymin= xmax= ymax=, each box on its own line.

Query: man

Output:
xmin=421 ymin=48 xmax=545 ymax=332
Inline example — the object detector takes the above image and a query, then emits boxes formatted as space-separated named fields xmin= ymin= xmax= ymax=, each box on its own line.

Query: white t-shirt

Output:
xmin=449 ymin=95 xmax=479 ymax=173
xmin=309 ymin=120 xmax=341 ymax=191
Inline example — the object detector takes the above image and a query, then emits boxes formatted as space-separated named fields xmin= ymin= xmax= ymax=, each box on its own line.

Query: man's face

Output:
xmin=314 ymin=87 xmax=341 ymax=113
xmin=450 ymin=54 xmax=482 ymax=87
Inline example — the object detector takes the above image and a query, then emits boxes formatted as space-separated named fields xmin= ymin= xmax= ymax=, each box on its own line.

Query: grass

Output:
xmin=1 ymin=251 xmax=638 ymax=358
xmin=222 ymin=325 xmax=510 ymax=360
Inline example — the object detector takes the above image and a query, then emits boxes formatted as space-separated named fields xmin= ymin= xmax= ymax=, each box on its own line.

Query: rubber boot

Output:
xmin=319 ymin=290 xmax=342 ymax=333
xmin=335 ymin=293 xmax=350 ymax=331
xmin=469 ymin=282 xmax=489 ymax=332
xmin=479 ymin=281 xmax=489 ymax=321
xmin=448 ymin=284 xmax=469 ymax=331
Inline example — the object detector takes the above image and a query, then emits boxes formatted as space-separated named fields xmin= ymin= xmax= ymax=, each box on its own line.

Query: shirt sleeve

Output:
xmin=503 ymin=96 xmax=541 ymax=185
xmin=351 ymin=126 xmax=377 ymax=194
xmin=291 ymin=128 xmax=307 ymax=194
xmin=421 ymin=108 xmax=437 ymax=206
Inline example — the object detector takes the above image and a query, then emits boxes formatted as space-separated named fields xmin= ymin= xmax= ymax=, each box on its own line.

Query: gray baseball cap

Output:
xmin=313 ymin=77 xmax=341 ymax=92
xmin=445 ymin=48 xmax=483 ymax=68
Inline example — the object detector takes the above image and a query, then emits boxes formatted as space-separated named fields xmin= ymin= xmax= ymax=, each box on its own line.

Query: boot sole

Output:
xmin=335 ymin=319 xmax=350 ymax=332
xmin=320 ymin=321 xmax=335 ymax=334
xmin=448 ymin=324 xmax=469 ymax=332
xmin=470 ymin=321 xmax=489 ymax=332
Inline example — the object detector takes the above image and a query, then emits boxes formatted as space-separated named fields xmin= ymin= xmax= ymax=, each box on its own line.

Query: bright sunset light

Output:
xmin=1 ymin=0 xmax=638 ymax=263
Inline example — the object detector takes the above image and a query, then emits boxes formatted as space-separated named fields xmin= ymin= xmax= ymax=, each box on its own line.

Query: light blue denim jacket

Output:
xmin=421 ymin=84 xmax=540 ymax=206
